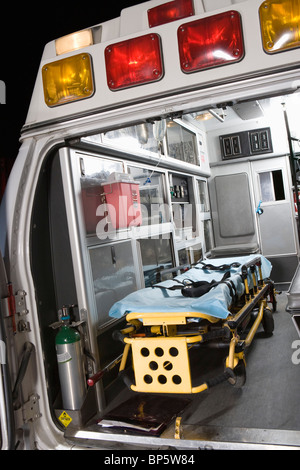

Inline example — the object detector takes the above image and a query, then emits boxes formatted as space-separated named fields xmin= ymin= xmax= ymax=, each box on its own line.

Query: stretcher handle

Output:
xmin=87 ymin=354 xmax=123 ymax=387
xmin=241 ymin=257 xmax=262 ymax=275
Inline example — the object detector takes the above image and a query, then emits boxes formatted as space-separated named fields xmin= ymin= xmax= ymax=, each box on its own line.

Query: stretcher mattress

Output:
xmin=109 ymin=255 xmax=272 ymax=321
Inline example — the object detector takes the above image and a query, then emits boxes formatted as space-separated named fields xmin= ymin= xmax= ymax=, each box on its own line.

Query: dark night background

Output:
xmin=0 ymin=1 xmax=144 ymax=198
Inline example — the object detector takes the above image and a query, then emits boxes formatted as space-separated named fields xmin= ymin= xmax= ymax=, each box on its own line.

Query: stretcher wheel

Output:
xmin=227 ymin=360 xmax=246 ymax=388
xmin=262 ymin=308 xmax=274 ymax=336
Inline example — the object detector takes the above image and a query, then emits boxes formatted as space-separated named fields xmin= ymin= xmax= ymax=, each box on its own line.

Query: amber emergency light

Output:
xmin=259 ymin=0 xmax=300 ymax=53
xmin=42 ymin=53 xmax=94 ymax=107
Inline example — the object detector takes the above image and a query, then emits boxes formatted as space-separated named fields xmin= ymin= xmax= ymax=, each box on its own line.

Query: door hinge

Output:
xmin=1 ymin=288 xmax=30 ymax=333
xmin=22 ymin=394 xmax=41 ymax=423
xmin=15 ymin=290 xmax=30 ymax=333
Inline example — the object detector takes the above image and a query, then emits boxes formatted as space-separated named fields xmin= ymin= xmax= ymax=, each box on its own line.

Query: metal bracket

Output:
xmin=15 ymin=290 xmax=29 ymax=316
xmin=1 ymin=288 xmax=29 ymax=333
xmin=22 ymin=394 xmax=41 ymax=423
xmin=15 ymin=291 xmax=30 ymax=332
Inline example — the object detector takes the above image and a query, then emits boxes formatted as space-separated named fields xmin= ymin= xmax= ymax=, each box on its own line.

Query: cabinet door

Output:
xmin=210 ymin=162 xmax=258 ymax=248
xmin=89 ymin=241 xmax=138 ymax=328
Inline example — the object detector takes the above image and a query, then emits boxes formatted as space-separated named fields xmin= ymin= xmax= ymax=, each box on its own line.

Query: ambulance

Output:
xmin=1 ymin=0 xmax=300 ymax=450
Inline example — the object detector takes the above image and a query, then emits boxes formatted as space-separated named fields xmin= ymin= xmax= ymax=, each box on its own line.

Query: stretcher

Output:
xmin=109 ymin=255 xmax=276 ymax=395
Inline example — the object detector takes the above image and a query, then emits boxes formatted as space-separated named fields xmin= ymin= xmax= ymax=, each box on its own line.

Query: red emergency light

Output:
xmin=105 ymin=34 xmax=164 ymax=90
xmin=148 ymin=0 xmax=194 ymax=28
xmin=177 ymin=10 xmax=244 ymax=73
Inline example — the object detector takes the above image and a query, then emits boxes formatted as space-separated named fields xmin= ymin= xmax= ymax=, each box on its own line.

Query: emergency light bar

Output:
xmin=40 ymin=2 xmax=300 ymax=107
xmin=105 ymin=34 xmax=164 ymax=90
xmin=259 ymin=0 xmax=300 ymax=53
xmin=177 ymin=10 xmax=244 ymax=73
xmin=148 ymin=0 xmax=194 ymax=28
xmin=42 ymin=53 xmax=94 ymax=107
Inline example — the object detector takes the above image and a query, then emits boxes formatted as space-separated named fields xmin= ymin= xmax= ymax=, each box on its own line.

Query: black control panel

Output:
xmin=220 ymin=127 xmax=273 ymax=160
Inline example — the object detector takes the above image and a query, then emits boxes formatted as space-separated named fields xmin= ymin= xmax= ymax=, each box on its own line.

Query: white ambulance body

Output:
xmin=1 ymin=0 xmax=300 ymax=450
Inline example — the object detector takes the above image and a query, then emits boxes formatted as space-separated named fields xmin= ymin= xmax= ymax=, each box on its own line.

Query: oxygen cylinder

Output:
xmin=55 ymin=312 xmax=86 ymax=410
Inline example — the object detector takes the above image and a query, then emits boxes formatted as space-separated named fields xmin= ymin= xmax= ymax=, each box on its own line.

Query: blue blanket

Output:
xmin=109 ymin=255 xmax=272 ymax=321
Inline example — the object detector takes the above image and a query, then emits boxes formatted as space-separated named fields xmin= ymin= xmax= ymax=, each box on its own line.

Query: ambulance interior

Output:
xmin=31 ymin=89 xmax=300 ymax=449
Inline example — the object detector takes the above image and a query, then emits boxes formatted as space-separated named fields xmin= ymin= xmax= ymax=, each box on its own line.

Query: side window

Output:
xmin=259 ymin=169 xmax=285 ymax=202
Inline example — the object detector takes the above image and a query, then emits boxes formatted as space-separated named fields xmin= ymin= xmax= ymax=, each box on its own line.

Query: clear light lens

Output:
xmin=55 ymin=29 xmax=93 ymax=55
xmin=259 ymin=0 xmax=300 ymax=53
xmin=42 ymin=53 xmax=94 ymax=107
xmin=105 ymin=34 xmax=164 ymax=90
xmin=177 ymin=10 xmax=244 ymax=73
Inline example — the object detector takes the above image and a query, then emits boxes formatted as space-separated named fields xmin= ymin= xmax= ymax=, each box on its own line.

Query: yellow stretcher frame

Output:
xmin=117 ymin=258 xmax=276 ymax=395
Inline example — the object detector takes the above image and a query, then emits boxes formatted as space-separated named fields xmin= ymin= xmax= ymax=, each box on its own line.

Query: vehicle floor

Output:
xmin=178 ymin=290 xmax=300 ymax=431
xmin=75 ymin=291 xmax=300 ymax=449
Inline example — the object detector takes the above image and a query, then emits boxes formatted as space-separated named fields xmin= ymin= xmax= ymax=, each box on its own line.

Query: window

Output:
xmin=139 ymin=237 xmax=173 ymax=287
xmin=198 ymin=180 xmax=213 ymax=253
xmin=89 ymin=241 xmax=137 ymax=327
xmin=198 ymin=180 xmax=210 ymax=212
xmin=127 ymin=166 xmax=174 ymax=287
xmin=259 ymin=170 xmax=285 ymax=202
xmin=203 ymin=219 xmax=213 ymax=253
xmin=128 ymin=166 xmax=169 ymax=226
xmin=103 ymin=123 xmax=160 ymax=155
xmin=170 ymin=174 xmax=196 ymax=240
xmin=80 ymin=156 xmax=124 ymax=235
xmin=166 ymin=120 xmax=199 ymax=165
xmin=178 ymin=243 xmax=202 ymax=266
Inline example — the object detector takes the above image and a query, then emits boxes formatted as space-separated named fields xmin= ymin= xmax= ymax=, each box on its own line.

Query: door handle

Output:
xmin=256 ymin=200 xmax=264 ymax=215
